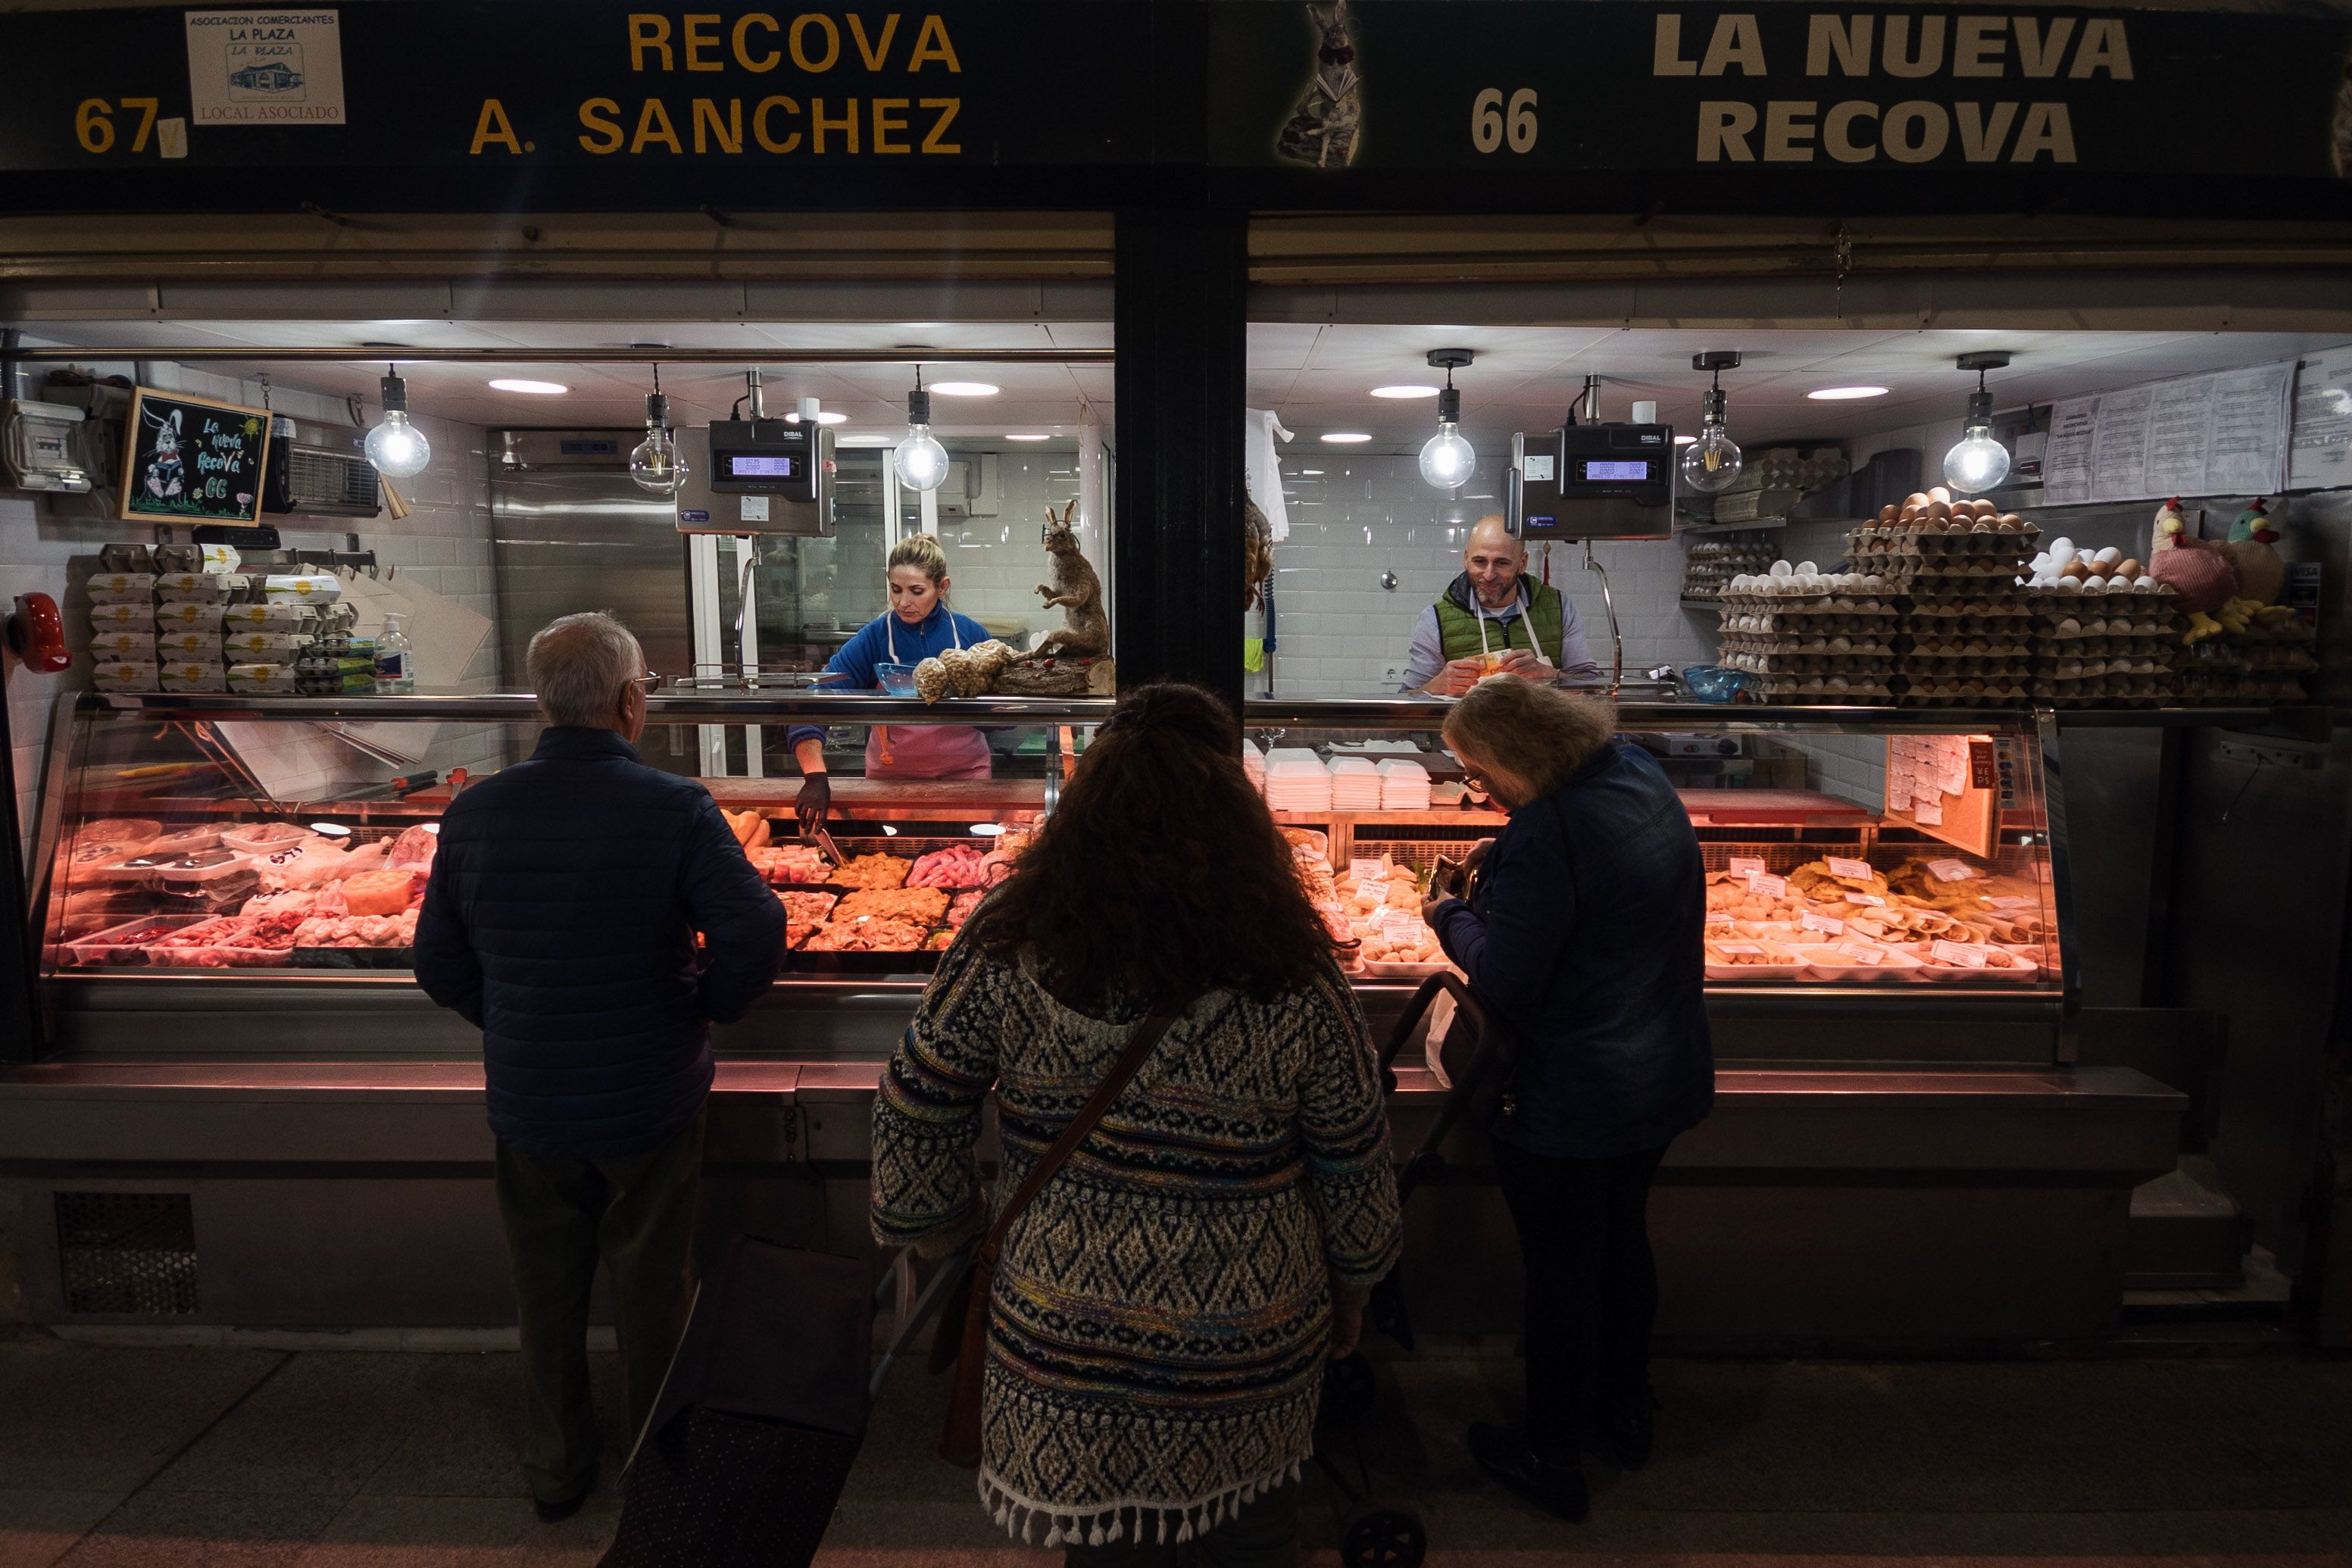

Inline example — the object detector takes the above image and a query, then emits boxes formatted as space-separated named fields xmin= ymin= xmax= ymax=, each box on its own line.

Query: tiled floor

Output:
xmin=1 ymin=1328 xmax=2347 ymax=1566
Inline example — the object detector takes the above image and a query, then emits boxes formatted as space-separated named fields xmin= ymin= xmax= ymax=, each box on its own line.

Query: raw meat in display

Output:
xmin=387 ymin=825 xmax=439 ymax=871
xmin=339 ymin=870 xmax=418 ymax=917
xmin=906 ymin=844 xmax=993 ymax=889
xmin=834 ymin=886 xmax=949 ymax=926
xmin=292 ymin=911 xmax=418 ymax=948
xmin=776 ymin=890 xmax=838 ymax=924
xmin=749 ymin=845 xmax=831 ymax=886
xmin=801 ymin=917 xmax=927 ymax=952
xmin=944 ymin=890 xmax=985 ymax=929
xmin=829 ymin=853 xmax=911 ymax=889
xmin=242 ymin=889 xmax=317 ymax=917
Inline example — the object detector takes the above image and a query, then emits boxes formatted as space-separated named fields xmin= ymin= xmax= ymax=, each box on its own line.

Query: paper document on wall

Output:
xmin=2288 ymin=346 xmax=2352 ymax=492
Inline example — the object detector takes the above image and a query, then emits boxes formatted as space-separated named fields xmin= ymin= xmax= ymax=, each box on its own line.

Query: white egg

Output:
xmin=1797 ymin=561 xmax=1818 ymax=576
xmin=2135 ymin=574 xmax=2157 ymax=589
xmin=2056 ymin=576 xmax=2082 ymax=592
xmin=2057 ymin=617 xmax=2081 ymax=635
xmin=2030 ymin=553 xmax=2054 ymax=573
xmin=2095 ymin=546 xmax=2122 ymax=564
xmin=1770 ymin=560 xmax=1794 ymax=576
xmin=1830 ymin=635 xmax=1852 ymax=651
xmin=2082 ymin=577 xmax=2110 ymax=595
xmin=1826 ymin=676 xmax=1851 ymax=692
xmin=2051 ymin=536 xmax=2075 ymax=554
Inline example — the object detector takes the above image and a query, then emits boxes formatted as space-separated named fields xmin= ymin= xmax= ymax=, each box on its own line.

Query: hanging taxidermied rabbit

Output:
xmin=1035 ymin=501 xmax=1109 ymax=659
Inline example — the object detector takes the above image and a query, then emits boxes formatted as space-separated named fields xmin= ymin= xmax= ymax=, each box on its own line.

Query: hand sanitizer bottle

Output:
xmin=375 ymin=613 xmax=414 ymax=692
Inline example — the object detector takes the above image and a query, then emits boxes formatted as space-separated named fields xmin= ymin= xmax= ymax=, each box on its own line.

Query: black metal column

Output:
xmin=0 ymin=670 xmax=44 ymax=1063
xmin=1111 ymin=206 xmax=1247 ymax=714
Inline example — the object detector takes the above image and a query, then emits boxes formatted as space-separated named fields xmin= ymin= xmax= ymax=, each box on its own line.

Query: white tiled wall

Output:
xmin=1252 ymin=454 xmax=1719 ymax=695
xmin=2 ymin=362 xmax=501 ymax=853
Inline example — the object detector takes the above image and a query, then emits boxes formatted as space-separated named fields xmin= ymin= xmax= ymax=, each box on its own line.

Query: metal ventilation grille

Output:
xmin=55 ymin=1192 xmax=200 ymax=1316
xmin=282 ymin=444 xmax=383 ymax=516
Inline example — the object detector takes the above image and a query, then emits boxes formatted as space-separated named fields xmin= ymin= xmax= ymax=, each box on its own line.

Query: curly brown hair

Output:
xmin=964 ymin=682 xmax=1335 ymax=1012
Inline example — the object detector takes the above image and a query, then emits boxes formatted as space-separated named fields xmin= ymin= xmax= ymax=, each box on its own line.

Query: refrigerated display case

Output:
xmin=10 ymin=689 xmax=2201 ymax=1339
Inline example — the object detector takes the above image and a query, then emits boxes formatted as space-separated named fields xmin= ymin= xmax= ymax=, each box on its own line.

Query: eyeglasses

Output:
xmin=628 ymin=670 xmax=661 ymax=695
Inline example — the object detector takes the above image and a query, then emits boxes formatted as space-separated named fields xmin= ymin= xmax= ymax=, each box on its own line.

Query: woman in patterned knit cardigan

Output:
xmin=872 ymin=683 xmax=1403 ymax=1563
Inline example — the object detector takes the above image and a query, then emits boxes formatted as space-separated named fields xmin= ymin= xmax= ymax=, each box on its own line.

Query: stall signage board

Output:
xmin=119 ymin=388 xmax=270 ymax=526
xmin=1 ymin=4 xmax=2350 ymax=214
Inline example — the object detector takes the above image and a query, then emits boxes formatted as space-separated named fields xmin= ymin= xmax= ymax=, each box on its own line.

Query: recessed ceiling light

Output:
xmin=782 ymin=411 xmax=848 ymax=425
xmin=928 ymin=381 xmax=999 ymax=397
xmin=489 ymin=378 xmax=568 ymax=395
xmin=1299 ymin=468 xmax=1324 ymax=475
xmin=1371 ymin=384 xmax=1440 ymax=399
xmin=1321 ymin=432 xmax=1373 ymax=444
xmin=1004 ymin=433 xmax=1051 ymax=442
xmin=1808 ymin=386 xmax=1890 ymax=401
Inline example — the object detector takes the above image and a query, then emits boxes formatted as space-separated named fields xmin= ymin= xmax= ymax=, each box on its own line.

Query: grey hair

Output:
xmin=526 ymin=612 xmax=642 ymax=727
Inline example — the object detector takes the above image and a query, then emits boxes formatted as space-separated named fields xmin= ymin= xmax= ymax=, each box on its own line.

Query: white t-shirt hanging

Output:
xmin=1245 ymin=408 xmax=1294 ymax=541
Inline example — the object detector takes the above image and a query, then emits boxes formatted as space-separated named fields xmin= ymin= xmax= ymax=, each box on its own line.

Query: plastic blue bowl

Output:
xmin=1682 ymin=664 xmax=1749 ymax=704
xmin=875 ymin=662 xmax=920 ymax=697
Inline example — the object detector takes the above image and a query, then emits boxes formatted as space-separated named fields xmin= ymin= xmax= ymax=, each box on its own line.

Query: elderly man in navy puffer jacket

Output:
xmin=417 ymin=611 xmax=783 ymax=1522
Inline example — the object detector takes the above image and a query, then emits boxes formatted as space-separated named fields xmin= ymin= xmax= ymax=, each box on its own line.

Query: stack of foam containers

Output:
xmin=1376 ymin=758 xmax=1432 ymax=810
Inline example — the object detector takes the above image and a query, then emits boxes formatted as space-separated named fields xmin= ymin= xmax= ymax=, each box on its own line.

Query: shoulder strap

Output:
xmin=979 ymin=1008 xmax=1182 ymax=1254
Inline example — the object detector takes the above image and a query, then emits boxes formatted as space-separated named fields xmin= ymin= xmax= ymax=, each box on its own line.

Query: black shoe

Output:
xmin=1606 ymin=1392 xmax=1656 ymax=1471
xmin=1468 ymin=1421 xmax=1590 ymax=1523
xmin=533 ymin=1479 xmax=594 ymax=1523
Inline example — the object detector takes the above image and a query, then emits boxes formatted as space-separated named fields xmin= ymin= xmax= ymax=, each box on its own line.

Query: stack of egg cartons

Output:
xmin=1846 ymin=494 xmax=2037 ymax=707
xmin=151 ymin=568 xmax=238 ymax=692
xmin=1327 ymin=756 xmax=1382 ymax=811
xmin=85 ymin=567 xmax=161 ymax=692
xmin=1261 ymin=748 xmax=1332 ymax=813
xmin=1376 ymin=758 xmax=1432 ymax=811
xmin=1714 ymin=560 xmax=1901 ymax=704
xmin=2020 ymin=537 xmax=2179 ymax=707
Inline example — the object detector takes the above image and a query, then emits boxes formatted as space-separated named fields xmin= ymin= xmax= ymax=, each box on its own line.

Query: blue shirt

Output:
xmin=1429 ymin=740 xmax=1713 ymax=1159
xmin=1399 ymin=591 xmax=1601 ymax=692
xmin=785 ymin=603 xmax=994 ymax=753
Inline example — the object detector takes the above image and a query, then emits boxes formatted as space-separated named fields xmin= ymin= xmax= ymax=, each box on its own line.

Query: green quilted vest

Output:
xmin=1434 ymin=580 xmax=1566 ymax=664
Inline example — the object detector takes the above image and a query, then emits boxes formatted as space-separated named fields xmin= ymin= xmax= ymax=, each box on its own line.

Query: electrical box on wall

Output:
xmin=673 ymin=425 xmax=835 ymax=536
xmin=935 ymin=454 xmax=1000 ymax=520
xmin=1508 ymin=426 xmax=1676 ymax=541
xmin=1 ymin=399 xmax=92 ymax=493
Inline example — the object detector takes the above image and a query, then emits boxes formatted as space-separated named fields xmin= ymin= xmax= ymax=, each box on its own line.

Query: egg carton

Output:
xmin=2177 ymin=673 xmax=2306 ymax=704
xmin=1901 ymin=644 xmax=2035 ymax=664
xmin=1719 ymin=634 xmax=1898 ymax=657
xmin=2033 ymin=637 xmax=2179 ymax=663
xmin=1717 ymin=593 xmax=1899 ymax=614
xmin=1749 ymin=675 xmax=1898 ymax=703
xmin=2033 ymin=679 xmax=2176 ymax=708
xmin=2036 ymin=657 xmax=2176 ymax=680
xmin=2033 ymin=611 xmax=2181 ymax=635
xmin=1866 ymin=558 xmax=2035 ymax=583
xmin=1896 ymin=679 xmax=2035 ymax=707
xmin=1904 ymin=600 xmax=2038 ymax=621
xmin=2025 ymin=583 xmax=2172 ymax=608
xmin=1721 ymin=652 xmax=1900 ymax=676
xmin=1848 ymin=526 xmax=2040 ymax=558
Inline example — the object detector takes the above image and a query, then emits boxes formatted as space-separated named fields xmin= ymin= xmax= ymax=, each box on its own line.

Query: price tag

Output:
xmin=1826 ymin=856 xmax=1874 ymax=881
xmin=1932 ymin=939 xmax=1990 ymax=968
xmin=1356 ymin=880 xmax=1391 ymax=907
xmin=1727 ymin=855 xmax=1766 ymax=876
xmin=1801 ymin=909 xmax=1845 ymax=935
xmin=1348 ymin=858 xmax=1385 ymax=880
xmin=1712 ymin=942 xmax=1763 ymax=957
xmin=1374 ymin=905 xmax=1423 ymax=934
xmin=1746 ymin=871 xmax=1788 ymax=898
xmin=1705 ymin=912 xmax=1735 ymax=927
xmin=1844 ymin=892 xmax=1886 ymax=907
xmin=1926 ymin=858 xmax=1980 ymax=882
xmin=1835 ymin=939 xmax=1889 ymax=964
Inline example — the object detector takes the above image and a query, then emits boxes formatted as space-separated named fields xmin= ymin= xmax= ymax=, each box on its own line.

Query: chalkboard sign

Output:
xmin=118 ymin=387 xmax=272 ymax=525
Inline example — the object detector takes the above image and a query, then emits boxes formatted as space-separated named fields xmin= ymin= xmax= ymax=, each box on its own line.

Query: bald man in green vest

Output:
xmin=1401 ymin=516 xmax=1601 ymax=695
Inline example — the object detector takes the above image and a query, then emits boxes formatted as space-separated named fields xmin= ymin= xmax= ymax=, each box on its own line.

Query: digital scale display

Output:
xmin=727 ymin=454 xmax=801 ymax=478
xmin=1580 ymin=459 xmax=1652 ymax=482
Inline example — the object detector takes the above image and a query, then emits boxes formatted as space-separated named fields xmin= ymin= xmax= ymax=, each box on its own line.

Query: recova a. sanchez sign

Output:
xmin=464 ymin=11 xmax=967 ymax=158
xmin=1655 ymin=12 xmax=2134 ymax=165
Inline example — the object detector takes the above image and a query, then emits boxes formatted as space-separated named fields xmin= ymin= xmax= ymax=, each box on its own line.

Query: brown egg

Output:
xmin=1972 ymin=498 xmax=2000 ymax=519
xmin=1878 ymin=504 xmax=1899 ymax=524
xmin=2060 ymin=560 xmax=2090 ymax=579
xmin=1997 ymin=514 xmax=2024 ymax=529
xmin=1928 ymin=486 xmax=1954 ymax=506
xmin=1927 ymin=500 xmax=1953 ymax=521
xmin=2116 ymin=558 xmax=2141 ymax=579
xmin=1906 ymin=492 xmax=1932 ymax=511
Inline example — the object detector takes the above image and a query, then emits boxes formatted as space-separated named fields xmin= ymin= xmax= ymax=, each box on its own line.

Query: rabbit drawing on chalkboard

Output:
xmin=141 ymin=407 xmax=186 ymax=501
xmin=1035 ymin=501 xmax=1109 ymax=660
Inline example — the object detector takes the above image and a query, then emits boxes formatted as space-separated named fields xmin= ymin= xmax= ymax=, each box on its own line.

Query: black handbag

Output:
xmin=601 ymin=1234 xmax=873 ymax=1568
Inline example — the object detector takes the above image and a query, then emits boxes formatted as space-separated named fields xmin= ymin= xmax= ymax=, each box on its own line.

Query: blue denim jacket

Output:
xmin=1429 ymin=740 xmax=1713 ymax=1159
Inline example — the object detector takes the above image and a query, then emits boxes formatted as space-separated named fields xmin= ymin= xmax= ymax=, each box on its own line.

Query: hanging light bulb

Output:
xmin=363 ymin=364 xmax=431 ymax=479
xmin=1417 ymin=348 xmax=1476 ymax=489
xmin=1679 ymin=351 xmax=1744 ymax=495
xmin=1943 ymin=351 xmax=2014 ymax=495
xmin=629 ymin=364 xmax=686 ymax=495
xmin=892 ymin=367 xmax=950 ymax=493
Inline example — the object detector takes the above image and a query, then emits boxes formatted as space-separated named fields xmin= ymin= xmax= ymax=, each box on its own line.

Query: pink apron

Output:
xmin=868 ymin=611 xmax=994 ymax=780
